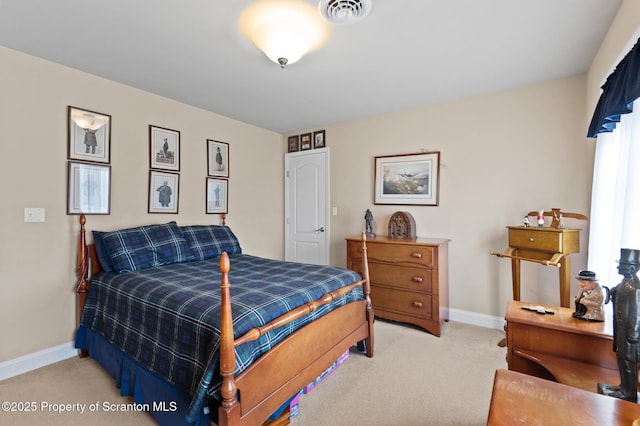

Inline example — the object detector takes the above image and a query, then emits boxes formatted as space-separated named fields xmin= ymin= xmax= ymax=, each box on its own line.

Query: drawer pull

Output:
xmin=412 ymin=301 xmax=423 ymax=308
xmin=411 ymin=252 xmax=422 ymax=259
xmin=412 ymin=276 xmax=423 ymax=283
xmin=529 ymin=237 xmax=534 ymax=242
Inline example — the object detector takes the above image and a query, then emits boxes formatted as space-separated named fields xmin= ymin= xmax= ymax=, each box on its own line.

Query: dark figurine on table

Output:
xmin=598 ymin=248 xmax=640 ymax=402
xmin=573 ymin=270 xmax=607 ymax=322
xmin=364 ymin=209 xmax=375 ymax=238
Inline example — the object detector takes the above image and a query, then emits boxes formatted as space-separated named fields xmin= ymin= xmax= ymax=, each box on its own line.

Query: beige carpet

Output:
xmin=0 ymin=320 xmax=506 ymax=425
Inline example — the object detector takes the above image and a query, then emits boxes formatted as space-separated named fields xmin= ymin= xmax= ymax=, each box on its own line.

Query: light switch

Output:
xmin=332 ymin=207 xmax=338 ymax=216
xmin=24 ymin=208 xmax=45 ymax=223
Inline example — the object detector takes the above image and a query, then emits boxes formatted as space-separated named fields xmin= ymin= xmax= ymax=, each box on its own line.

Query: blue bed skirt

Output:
xmin=75 ymin=326 xmax=211 ymax=426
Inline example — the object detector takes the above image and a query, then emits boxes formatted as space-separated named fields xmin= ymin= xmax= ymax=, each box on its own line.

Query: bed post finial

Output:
xmin=221 ymin=213 xmax=227 ymax=226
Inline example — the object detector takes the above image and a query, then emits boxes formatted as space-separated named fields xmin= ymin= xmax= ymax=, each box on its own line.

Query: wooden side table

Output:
xmin=505 ymin=300 xmax=620 ymax=392
xmin=492 ymin=226 xmax=580 ymax=307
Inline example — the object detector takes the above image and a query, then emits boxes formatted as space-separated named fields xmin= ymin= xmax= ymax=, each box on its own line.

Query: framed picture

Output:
xmin=207 ymin=140 xmax=229 ymax=178
xmin=313 ymin=130 xmax=325 ymax=149
xmin=68 ymin=106 xmax=111 ymax=164
xmin=374 ymin=152 xmax=441 ymax=206
xmin=149 ymin=125 xmax=180 ymax=171
xmin=287 ymin=135 xmax=300 ymax=153
xmin=206 ymin=177 xmax=228 ymax=214
xmin=67 ymin=161 xmax=111 ymax=215
xmin=300 ymin=133 xmax=312 ymax=150
xmin=149 ymin=170 xmax=180 ymax=213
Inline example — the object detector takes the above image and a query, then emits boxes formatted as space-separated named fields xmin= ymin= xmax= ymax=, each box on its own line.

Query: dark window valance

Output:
xmin=588 ymin=38 xmax=640 ymax=138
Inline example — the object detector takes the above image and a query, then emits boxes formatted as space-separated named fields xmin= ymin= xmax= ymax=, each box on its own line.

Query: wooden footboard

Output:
xmin=75 ymin=215 xmax=373 ymax=426
xmin=218 ymin=233 xmax=374 ymax=425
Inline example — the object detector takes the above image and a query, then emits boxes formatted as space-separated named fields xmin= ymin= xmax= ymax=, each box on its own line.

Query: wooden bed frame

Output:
xmin=74 ymin=214 xmax=374 ymax=426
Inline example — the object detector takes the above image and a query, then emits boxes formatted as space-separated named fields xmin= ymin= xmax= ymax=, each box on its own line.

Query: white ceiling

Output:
xmin=0 ymin=0 xmax=622 ymax=134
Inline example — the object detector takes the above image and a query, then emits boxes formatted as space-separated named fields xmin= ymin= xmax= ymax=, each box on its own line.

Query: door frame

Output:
xmin=284 ymin=147 xmax=330 ymax=264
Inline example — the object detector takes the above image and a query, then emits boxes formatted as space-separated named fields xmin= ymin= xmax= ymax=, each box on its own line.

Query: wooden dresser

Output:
xmin=346 ymin=236 xmax=449 ymax=336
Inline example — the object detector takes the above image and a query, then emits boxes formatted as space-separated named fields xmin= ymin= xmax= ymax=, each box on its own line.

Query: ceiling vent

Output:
xmin=319 ymin=0 xmax=372 ymax=25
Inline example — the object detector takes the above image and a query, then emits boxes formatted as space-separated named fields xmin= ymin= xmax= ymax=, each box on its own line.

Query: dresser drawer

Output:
xmin=371 ymin=285 xmax=432 ymax=319
xmin=349 ymin=241 xmax=434 ymax=267
xmin=508 ymin=227 xmax=580 ymax=254
xmin=369 ymin=263 xmax=432 ymax=293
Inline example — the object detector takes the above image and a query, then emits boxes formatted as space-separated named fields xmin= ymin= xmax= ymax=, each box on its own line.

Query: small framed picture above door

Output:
xmin=300 ymin=133 xmax=312 ymax=150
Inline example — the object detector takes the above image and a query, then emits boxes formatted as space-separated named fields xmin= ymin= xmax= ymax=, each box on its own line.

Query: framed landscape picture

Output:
xmin=149 ymin=125 xmax=180 ymax=171
xmin=374 ymin=152 xmax=440 ymax=206
xmin=68 ymin=106 xmax=111 ymax=164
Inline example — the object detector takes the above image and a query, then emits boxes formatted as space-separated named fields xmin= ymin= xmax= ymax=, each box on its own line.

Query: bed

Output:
xmin=73 ymin=214 xmax=374 ymax=425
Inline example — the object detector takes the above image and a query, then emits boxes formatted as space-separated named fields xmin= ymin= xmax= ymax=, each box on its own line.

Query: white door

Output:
xmin=284 ymin=148 xmax=329 ymax=265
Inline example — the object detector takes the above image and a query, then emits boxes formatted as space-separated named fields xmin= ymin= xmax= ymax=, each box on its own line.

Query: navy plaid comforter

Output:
xmin=77 ymin=254 xmax=363 ymax=420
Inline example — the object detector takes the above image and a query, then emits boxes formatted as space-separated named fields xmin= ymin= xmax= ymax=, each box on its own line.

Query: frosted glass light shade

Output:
xmin=240 ymin=0 xmax=331 ymax=66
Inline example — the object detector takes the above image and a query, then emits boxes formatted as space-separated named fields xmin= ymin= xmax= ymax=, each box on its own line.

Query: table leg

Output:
xmin=559 ymin=257 xmax=571 ymax=308
xmin=511 ymin=257 xmax=521 ymax=301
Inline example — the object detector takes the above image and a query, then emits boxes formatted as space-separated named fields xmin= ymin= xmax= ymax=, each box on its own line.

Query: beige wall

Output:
xmin=0 ymin=46 xmax=284 ymax=362
xmin=315 ymin=75 xmax=591 ymax=318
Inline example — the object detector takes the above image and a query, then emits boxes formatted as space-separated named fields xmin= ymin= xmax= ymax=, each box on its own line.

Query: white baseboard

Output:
xmin=0 ymin=341 xmax=77 ymax=381
xmin=448 ymin=307 xmax=505 ymax=331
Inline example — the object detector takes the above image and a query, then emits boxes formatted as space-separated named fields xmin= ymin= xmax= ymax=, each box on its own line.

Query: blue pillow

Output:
xmin=181 ymin=225 xmax=242 ymax=261
xmin=101 ymin=222 xmax=195 ymax=273
xmin=92 ymin=230 xmax=114 ymax=272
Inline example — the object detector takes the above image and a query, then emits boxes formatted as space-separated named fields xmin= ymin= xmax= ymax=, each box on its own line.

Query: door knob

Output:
xmin=314 ymin=227 xmax=325 ymax=233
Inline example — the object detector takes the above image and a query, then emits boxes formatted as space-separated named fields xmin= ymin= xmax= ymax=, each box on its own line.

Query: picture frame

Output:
xmin=149 ymin=125 xmax=180 ymax=171
xmin=67 ymin=161 xmax=111 ymax=215
xmin=68 ymin=106 xmax=111 ymax=164
xmin=313 ymin=130 xmax=326 ymax=149
xmin=206 ymin=177 xmax=228 ymax=214
xmin=374 ymin=152 xmax=441 ymax=206
xmin=207 ymin=140 xmax=229 ymax=178
xmin=148 ymin=170 xmax=180 ymax=213
xmin=300 ymin=133 xmax=312 ymax=151
xmin=287 ymin=135 xmax=300 ymax=153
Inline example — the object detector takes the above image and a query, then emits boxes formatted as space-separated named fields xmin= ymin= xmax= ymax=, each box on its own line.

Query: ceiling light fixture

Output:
xmin=239 ymin=0 xmax=331 ymax=68
xmin=318 ymin=0 xmax=372 ymax=25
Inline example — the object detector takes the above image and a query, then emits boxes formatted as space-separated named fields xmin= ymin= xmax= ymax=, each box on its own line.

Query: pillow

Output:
xmin=92 ymin=230 xmax=114 ymax=272
xmin=181 ymin=225 xmax=242 ymax=261
xmin=101 ymin=222 xmax=195 ymax=273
